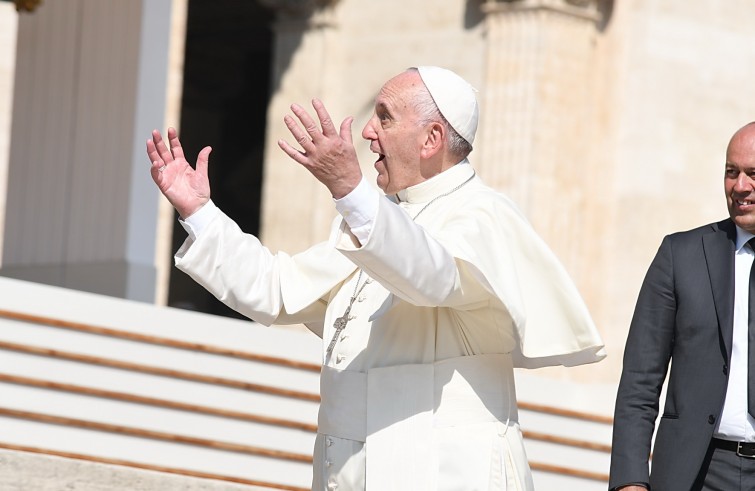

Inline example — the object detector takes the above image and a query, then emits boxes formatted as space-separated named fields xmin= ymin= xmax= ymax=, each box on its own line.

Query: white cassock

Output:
xmin=175 ymin=162 xmax=606 ymax=491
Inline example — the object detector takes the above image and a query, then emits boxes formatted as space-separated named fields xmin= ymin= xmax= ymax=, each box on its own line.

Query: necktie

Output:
xmin=748 ymin=238 xmax=755 ymax=419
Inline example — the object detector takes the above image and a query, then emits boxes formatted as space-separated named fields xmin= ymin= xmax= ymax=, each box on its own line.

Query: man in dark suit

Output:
xmin=610 ymin=122 xmax=755 ymax=491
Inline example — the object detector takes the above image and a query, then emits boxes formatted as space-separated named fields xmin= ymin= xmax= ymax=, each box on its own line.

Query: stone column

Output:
xmin=1 ymin=0 xmax=174 ymax=302
xmin=258 ymin=0 xmax=344 ymax=253
xmin=477 ymin=0 xmax=608 ymax=290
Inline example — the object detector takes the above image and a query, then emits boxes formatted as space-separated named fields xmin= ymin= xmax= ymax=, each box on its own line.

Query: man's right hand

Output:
xmin=147 ymin=127 xmax=211 ymax=219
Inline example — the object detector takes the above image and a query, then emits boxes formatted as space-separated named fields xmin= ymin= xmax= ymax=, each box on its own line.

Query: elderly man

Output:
xmin=148 ymin=66 xmax=605 ymax=491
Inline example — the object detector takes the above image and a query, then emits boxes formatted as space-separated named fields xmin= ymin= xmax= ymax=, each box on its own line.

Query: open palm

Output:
xmin=147 ymin=127 xmax=211 ymax=219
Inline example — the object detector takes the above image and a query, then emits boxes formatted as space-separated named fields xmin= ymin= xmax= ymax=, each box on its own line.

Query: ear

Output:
xmin=420 ymin=122 xmax=444 ymax=159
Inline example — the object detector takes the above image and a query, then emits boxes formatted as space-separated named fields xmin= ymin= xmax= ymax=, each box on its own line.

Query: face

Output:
xmin=725 ymin=124 xmax=755 ymax=233
xmin=361 ymin=71 xmax=430 ymax=194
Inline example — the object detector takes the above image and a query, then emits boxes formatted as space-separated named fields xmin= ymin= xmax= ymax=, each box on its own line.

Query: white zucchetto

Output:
xmin=416 ymin=66 xmax=479 ymax=146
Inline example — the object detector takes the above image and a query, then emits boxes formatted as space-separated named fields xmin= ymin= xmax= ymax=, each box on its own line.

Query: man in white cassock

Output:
xmin=147 ymin=66 xmax=605 ymax=491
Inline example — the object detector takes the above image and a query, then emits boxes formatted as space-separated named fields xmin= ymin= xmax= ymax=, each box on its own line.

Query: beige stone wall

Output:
xmin=260 ymin=0 xmax=485 ymax=254
xmin=574 ymin=0 xmax=755 ymax=383
xmin=260 ymin=0 xmax=755 ymax=385
xmin=0 ymin=4 xmax=17 ymax=265
xmin=476 ymin=2 xmax=611 ymax=385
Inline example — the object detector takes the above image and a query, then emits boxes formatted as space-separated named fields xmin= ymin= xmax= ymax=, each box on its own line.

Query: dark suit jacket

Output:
xmin=609 ymin=219 xmax=737 ymax=491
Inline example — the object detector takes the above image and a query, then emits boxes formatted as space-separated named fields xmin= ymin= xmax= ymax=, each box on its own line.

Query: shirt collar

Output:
xmin=394 ymin=160 xmax=474 ymax=204
xmin=735 ymin=225 xmax=755 ymax=252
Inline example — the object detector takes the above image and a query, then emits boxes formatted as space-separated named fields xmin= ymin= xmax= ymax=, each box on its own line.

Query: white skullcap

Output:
xmin=417 ymin=66 xmax=479 ymax=146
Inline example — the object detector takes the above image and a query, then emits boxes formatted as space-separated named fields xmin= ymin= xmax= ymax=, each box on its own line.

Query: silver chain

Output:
xmin=410 ymin=172 xmax=476 ymax=221
xmin=326 ymin=171 xmax=476 ymax=357
xmin=325 ymin=270 xmax=370 ymax=355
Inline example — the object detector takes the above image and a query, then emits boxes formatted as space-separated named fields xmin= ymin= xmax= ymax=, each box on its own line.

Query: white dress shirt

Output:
xmin=714 ymin=226 xmax=755 ymax=441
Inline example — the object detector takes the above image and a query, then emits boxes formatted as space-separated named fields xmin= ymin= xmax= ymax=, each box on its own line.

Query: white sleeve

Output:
xmin=334 ymin=177 xmax=380 ymax=244
xmin=334 ymin=196 xmax=488 ymax=308
xmin=179 ymin=200 xmax=219 ymax=241
xmin=175 ymin=208 xmax=355 ymax=328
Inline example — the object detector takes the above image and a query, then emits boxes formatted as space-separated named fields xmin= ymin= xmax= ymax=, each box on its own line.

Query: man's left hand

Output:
xmin=278 ymin=99 xmax=362 ymax=199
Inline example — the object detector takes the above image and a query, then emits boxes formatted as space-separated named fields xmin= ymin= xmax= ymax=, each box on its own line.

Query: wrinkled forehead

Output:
xmin=374 ymin=71 xmax=424 ymax=111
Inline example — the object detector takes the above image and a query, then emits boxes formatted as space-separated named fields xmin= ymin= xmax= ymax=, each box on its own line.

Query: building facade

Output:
xmin=1 ymin=0 xmax=754 ymax=487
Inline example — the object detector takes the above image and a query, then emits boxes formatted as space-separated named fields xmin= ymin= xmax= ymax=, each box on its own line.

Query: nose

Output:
xmin=734 ymin=173 xmax=753 ymax=193
xmin=362 ymin=116 xmax=377 ymax=141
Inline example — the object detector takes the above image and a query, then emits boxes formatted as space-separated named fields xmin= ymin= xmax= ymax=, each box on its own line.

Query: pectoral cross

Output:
xmin=326 ymin=307 xmax=352 ymax=355
xmin=323 ymin=173 xmax=475 ymax=358
xmin=326 ymin=272 xmax=370 ymax=356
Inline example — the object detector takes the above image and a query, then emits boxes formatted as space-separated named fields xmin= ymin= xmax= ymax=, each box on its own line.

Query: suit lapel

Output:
xmin=703 ymin=219 xmax=737 ymax=361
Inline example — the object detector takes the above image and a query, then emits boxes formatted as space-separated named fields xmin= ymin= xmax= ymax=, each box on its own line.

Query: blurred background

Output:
xmin=0 ymin=0 xmax=752 ymax=489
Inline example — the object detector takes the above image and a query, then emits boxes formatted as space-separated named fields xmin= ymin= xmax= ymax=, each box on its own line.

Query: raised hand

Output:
xmin=277 ymin=99 xmax=362 ymax=199
xmin=147 ymin=127 xmax=211 ymax=219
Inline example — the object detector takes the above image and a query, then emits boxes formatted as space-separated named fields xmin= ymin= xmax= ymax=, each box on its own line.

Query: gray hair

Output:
xmin=409 ymin=69 xmax=473 ymax=159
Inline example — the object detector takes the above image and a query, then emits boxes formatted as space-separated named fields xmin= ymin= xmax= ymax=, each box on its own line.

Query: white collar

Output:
xmin=394 ymin=160 xmax=475 ymax=204
xmin=735 ymin=224 xmax=755 ymax=252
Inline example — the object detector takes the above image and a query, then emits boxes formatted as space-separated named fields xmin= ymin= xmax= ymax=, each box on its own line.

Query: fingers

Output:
xmin=146 ymin=138 xmax=162 ymax=167
xmin=279 ymin=100 xmax=353 ymax=168
xmin=195 ymin=146 xmax=212 ymax=179
xmin=146 ymin=130 xmax=168 ymax=183
xmin=167 ymin=127 xmax=185 ymax=161
xmin=312 ymin=99 xmax=336 ymax=137
xmin=339 ymin=117 xmax=354 ymax=145
xmin=277 ymin=139 xmax=308 ymax=166
xmin=284 ymin=113 xmax=314 ymax=152
xmin=147 ymin=128 xmax=185 ymax=180
xmin=286 ymin=99 xmax=336 ymax=145
xmin=290 ymin=103 xmax=322 ymax=143
xmin=151 ymin=129 xmax=175 ymax=164
xmin=146 ymin=134 xmax=168 ymax=183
